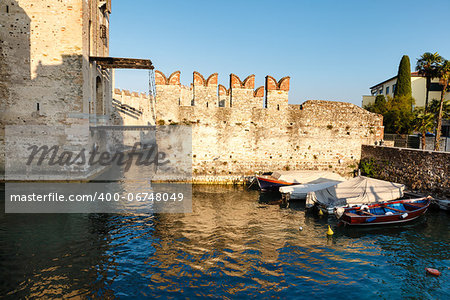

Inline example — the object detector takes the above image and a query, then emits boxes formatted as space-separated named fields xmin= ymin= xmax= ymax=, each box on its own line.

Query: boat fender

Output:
xmin=366 ymin=217 xmax=376 ymax=223
xmin=326 ymin=225 xmax=334 ymax=235
xmin=360 ymin=205 xmax=370 ymax=211
xmin=385 ymin=212 xmax=394 ymax=216
xmin=400 ymin=213 xmax=408 ymax=219
xmin=425 ymin=268 xmax=441 ymax=276
xmin=335 ymin=207 xmax=345 ymax=219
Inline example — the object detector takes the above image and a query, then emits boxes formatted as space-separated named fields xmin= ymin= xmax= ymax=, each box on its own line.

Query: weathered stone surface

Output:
xmin=112 ymin=89 xmax=154 ymax=126
xmin=0 ymin=0 xmax=112 ymax=177
xmin=361 ymin=145 xmax=449 ymax=196
xmin=154 ymin=70 xmax=384 ymax=178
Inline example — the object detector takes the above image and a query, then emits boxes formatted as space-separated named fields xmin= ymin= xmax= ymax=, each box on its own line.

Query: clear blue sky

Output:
xmin=110 ymin=0 xmax=450 ymax=106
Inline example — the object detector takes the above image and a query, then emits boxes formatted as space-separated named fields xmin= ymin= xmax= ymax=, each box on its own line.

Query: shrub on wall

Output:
xmin=359 ymin=158 xmax=379 ymax=177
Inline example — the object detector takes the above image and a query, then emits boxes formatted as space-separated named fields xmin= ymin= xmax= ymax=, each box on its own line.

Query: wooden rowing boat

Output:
xmin=335 ymin=197 xmax=432 ymax=226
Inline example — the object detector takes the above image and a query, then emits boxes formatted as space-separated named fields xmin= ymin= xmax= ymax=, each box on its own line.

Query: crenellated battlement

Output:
xmin=218 ymin=84 xmax=230 ymax=96
xmin=154 ymin=70 xmax=289 ymax=93
xmin=265 ymin=76 xmax=290 ymax=91
xmin=114 ymin=88 xmax=149 ymax=99
xmin=155 ymin=70 xmax=181 ymax=86
xmin=154 ymin=70 xmax=290 ymax=116
xmin=230 ymin=74 xmax=255 ymax=89
xmin=254 ymin=86 xmax=264 ymax=97
xmin=192 ymin=72 xmax=219 ymax=87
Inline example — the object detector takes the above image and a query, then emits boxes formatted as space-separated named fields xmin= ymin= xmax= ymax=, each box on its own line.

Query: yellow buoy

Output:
xmin=327 ymin=225 xmax=334 ymax=235
xmin=318 ymin=209 xmax=324 ymax=216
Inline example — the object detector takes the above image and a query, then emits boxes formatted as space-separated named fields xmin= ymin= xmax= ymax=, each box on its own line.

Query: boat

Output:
xmin=435 ymin=199 xmax=450 ymax=211
xmin=279 ymin=173 xmax=345 ymax=200
xmin=256 ymin=171 xmax=343 ymax=192
xmin=305 ymin=176 xmax=406 ymax=213
xmin=256 ymin=172 xmax=295 ymax=192
xmin=334 ymin=197 xmax=432 ymax=226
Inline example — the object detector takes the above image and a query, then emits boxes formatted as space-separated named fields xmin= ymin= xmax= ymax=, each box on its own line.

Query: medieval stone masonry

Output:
xmin=1 ymin=0 xmax=384 ymax=180
xmin=112 ymin=89 xmax=154 ymax=126
xmin=0 ymin=0 xmax=112 ymax=177
xmin=361 ymin=145 xmax=449 ymax=196
xmin=153 ymin=71 xmax=384 ymax=177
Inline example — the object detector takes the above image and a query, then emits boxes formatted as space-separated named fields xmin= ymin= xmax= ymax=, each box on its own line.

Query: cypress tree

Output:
xmin=394 ymin=55 xmax=412 ymax=97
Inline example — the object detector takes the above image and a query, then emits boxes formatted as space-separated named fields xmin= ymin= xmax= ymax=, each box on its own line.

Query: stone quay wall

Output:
xmin=361 ymin=145 xmax=449 ymax=196
xmin=153 ymin=70 xmax=384 ymax=178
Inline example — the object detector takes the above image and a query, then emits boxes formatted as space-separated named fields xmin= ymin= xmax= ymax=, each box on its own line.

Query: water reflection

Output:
xmin=0 ymin=210 xmax=112 ymax=298
xmin=1 ymin=184 xmax=449 ymax=298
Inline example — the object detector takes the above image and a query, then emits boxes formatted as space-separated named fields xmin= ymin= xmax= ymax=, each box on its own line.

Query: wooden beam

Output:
xmin=89 ymin=56 xmax=154 ymax=70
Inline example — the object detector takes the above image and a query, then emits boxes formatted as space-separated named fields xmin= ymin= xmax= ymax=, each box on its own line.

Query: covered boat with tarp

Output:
xmin=279 ymin=173 xmax=345 ymax=200
xmin=305 ymin=176 xmax=405 ymax=213
xmin=257 ymin=171 xmax=344 ymax=192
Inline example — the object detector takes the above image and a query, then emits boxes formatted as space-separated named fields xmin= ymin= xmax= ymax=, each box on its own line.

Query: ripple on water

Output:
xmin=1 ymin=186 xmax=449 ymax=299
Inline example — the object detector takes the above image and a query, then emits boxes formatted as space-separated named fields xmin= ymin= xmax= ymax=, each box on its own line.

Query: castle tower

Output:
xmin=0 ymin=0 xmax=113 ymax=174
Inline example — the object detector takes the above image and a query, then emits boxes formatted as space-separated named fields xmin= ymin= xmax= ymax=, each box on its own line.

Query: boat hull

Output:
xmin=436 ymin=199 xmax=450 ymax=211
xmin=256 ymin=176 xmax=294 ymax=192
xmin=338 ymin=197 xmax=431 ymax=226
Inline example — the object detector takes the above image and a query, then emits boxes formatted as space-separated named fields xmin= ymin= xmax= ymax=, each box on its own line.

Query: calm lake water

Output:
xmin=1 ymin=184 xmax=449 ymax=299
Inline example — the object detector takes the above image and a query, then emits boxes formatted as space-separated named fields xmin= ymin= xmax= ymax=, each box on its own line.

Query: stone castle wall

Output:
xmin=361 ymin=145 xmax=449 ymax=196
xmin=153 ymin=70 xmax=384 ymax=177
xmin=112 ymin=89 xmax=154 ymax=126
xmin=0 ymin=0 xmax=112 ymax=178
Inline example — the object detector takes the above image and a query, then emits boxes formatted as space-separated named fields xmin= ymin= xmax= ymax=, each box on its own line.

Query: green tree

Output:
xmin=416 ymin=52 xmax=443 ymax=108
xmin=394 ymin=55 xmax=412 ymax=98
xmin=384 ymin=109 xmax=413 ymax=134
xmin=412 ymin=107 xmax=435 ymax=149
xmin=375 ymin=57 xmax=416 ymax=134
xmin=365 ymin=95 xmax=388 ymax=114
xmin=373 ymin=95 xmax=388 ymax=114
xmin=434 ymin=59 xmax=450 ymax=151
xmin=428 ymin=99 xmax=450 ymax=121
xmin=381 ymin=95 xmax=414 ymax=134
xmin=365 ymin=95 xmax=413 ymax=134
